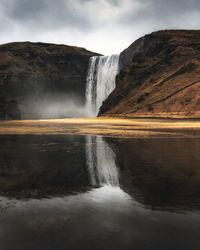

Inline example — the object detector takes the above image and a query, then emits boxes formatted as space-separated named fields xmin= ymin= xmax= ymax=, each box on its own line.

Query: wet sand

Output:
xmin=0 ymin=117 xmax=200 ymax=137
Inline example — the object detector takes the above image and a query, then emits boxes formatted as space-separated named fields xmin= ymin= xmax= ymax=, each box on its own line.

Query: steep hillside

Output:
xmin=0 ymin=42 xmax=99 ymax=119
xmin=99 ymin=30 xmax=200 ymax=118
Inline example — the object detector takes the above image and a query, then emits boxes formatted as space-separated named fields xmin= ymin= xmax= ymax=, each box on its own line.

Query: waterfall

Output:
xmin=85 ymin=54 xmax=119 ymax=116
xmin=86 ymin=135 xmax=119 ymax=187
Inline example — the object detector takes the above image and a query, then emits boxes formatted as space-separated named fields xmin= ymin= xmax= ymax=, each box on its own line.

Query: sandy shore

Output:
xmin=0 ymin=117 xmax=200 ymax=137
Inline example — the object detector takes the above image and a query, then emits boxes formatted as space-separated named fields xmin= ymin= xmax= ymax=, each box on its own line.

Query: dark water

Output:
xmin=0 ymin=134 xmax=200 ymax=250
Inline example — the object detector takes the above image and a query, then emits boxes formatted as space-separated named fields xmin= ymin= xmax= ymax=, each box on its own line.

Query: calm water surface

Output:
xmin=0 ymin=134 xmax=200 ymax=250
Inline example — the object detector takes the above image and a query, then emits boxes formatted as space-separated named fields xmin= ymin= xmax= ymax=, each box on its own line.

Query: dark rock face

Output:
xmin=99 ymin=30 xmax=200 ymax=118
xmin=119 ymin=35 xmax=146 ymax=70
xmin=0 ymin=42 xmax=99 ymax=119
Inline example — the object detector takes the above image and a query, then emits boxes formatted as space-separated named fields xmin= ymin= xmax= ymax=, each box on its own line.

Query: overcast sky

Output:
xmin=0 ymin=0 xmax=200 ymax=55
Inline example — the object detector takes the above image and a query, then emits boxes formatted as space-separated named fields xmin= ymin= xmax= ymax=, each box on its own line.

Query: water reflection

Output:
xmin=0 ymin=134 xmax=200 ymax=249
xmin=106 ymin=137 xmax=200 ymax=211
xmin=0 ymin=186 xmax=200 ymax=250
xmin=86 ymin=135 xmax=119 ymax=186
xmin=0 ymin=134 xmax=90 ymax=197
xmin=0 ymin=134 xmax=200 ymax=211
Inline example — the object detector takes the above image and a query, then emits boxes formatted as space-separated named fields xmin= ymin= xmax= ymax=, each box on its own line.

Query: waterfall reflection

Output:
xmin=86 ymin=135 xmax=119 ymax=187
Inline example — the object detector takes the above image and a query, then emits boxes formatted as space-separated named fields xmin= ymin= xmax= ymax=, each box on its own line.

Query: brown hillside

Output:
xmin=0 ymin=42 xmax=99 ymax=119
xmin=99 ymin=30 xmax=200 ymax=118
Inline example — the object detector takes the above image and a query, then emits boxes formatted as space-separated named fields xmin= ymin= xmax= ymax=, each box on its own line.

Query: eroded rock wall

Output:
xmin=99 ymin=30 xmax=200 ymax=118
xmin=0 ymin=42 xmax=99 ymax=119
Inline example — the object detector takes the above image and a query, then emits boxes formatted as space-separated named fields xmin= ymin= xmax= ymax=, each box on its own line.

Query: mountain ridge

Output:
xmin=0 ymin=41 xmax=100 ymax=119
xmin=99 ymin=30 xmax=200 ymax=118
xmin=1 ymin=30 xmax=200 ymax=120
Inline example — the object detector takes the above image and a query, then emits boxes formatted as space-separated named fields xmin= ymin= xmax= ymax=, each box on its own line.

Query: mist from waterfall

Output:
xmin=86 ymin=135 xmax=119 ymax=187
xmin=85 ymin=55 xmax=119 ymax=116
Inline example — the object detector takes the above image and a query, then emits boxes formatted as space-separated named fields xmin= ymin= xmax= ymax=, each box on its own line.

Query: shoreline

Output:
xmin=0 ymin=117 xmax=200 ymax=137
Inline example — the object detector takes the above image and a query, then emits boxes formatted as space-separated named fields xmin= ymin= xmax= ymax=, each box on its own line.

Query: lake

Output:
xmin=0 ymin=134 xmax=200 ymax=250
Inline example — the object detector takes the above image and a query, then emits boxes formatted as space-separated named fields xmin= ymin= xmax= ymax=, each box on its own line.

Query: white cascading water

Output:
xmin=86 ymin=135 xmax=119 ymax=187
xmin=85 ymin=54 xmax=119 ymax=116
xmin=85 ymin=55 xmax=119 ymax=186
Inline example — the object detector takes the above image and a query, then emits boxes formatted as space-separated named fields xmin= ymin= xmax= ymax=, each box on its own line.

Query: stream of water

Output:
xmin=85 ymin=55 xmax=119 ymax=116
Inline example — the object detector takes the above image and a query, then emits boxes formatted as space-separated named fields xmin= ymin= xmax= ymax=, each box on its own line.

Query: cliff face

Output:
xmin=0 ymin=42 xmax=99 ymax=119
xmin=99 ymin=30 xmax=200 ymax=118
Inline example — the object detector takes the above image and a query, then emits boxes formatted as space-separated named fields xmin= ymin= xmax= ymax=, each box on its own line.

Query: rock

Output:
xmin=0 ymin=42 xmax=100 ymax=119
xmin=99 ymin=30 xmax=200 ymax=118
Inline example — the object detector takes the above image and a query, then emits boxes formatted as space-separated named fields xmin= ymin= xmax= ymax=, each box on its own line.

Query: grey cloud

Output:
xmin=5 ymin=0 xmax=47 ymax=20
xmin=147 ymin=0 xmax=200 ymax=20
xmin=0 ymin=0 xmax=200 ymax=54
xmin=105 ymin=0 xmax=121 ymax=6
xmin=3 ymin=0 xmax=95 ymax=32
xmin=120 ymin=0 xmax=200 ymax=28
xmin=4 ymin=0 xmax=200 ymax=35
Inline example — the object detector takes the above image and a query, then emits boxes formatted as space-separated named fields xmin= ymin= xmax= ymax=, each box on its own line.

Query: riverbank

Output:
xmin=0 ymin=117 xmax=200 ymax=137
